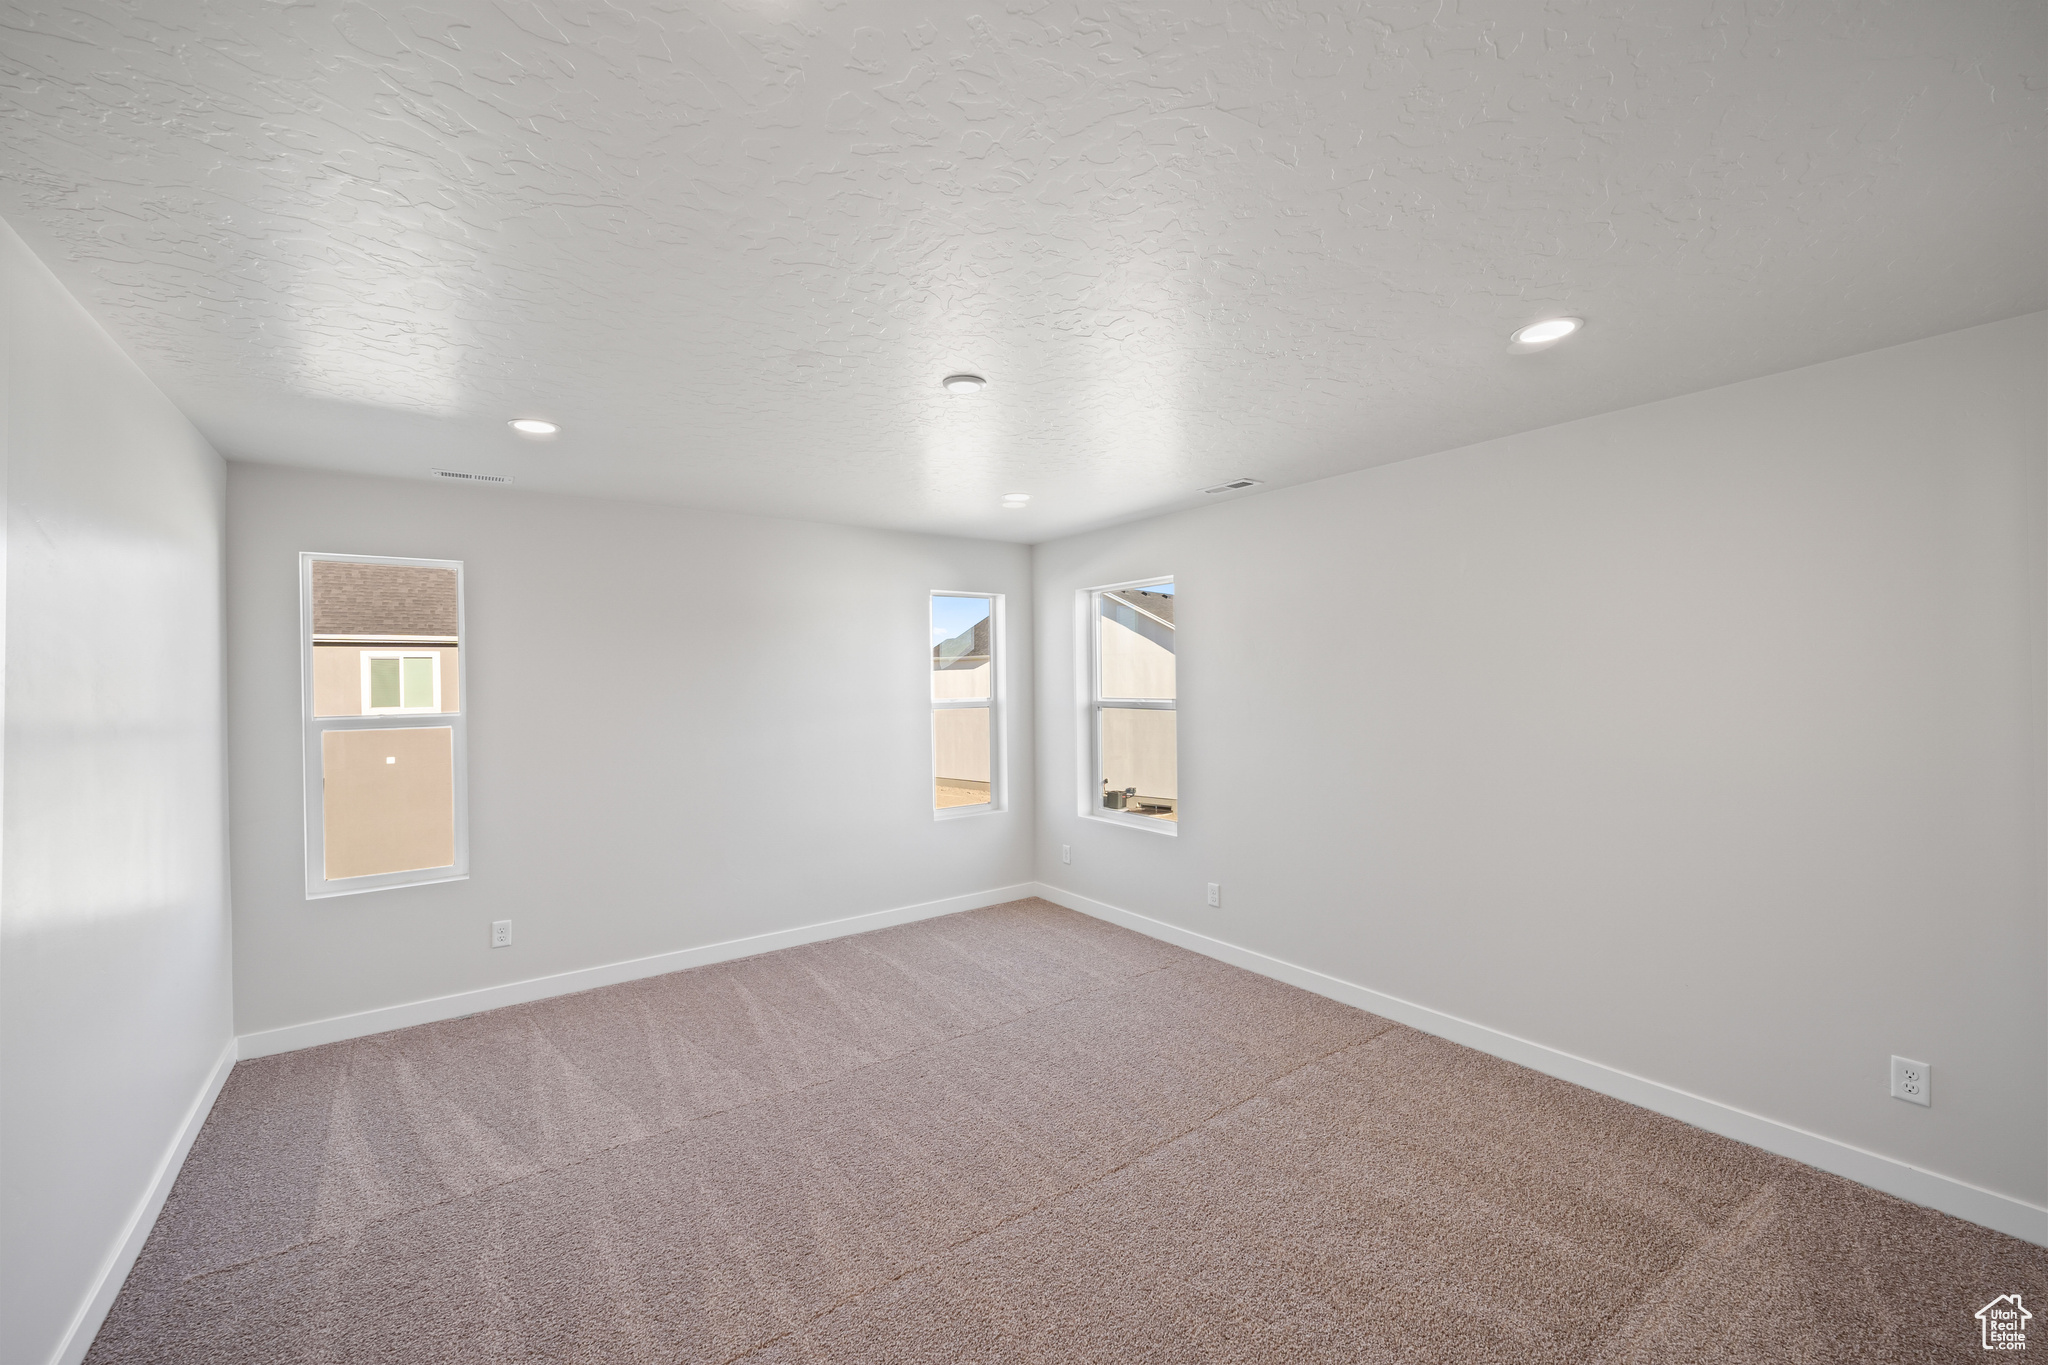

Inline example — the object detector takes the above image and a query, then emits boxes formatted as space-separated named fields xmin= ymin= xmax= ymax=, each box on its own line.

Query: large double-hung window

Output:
xmin=302 ymin=553 xmax=468 ymax=896
xmin=1090 ymin=579 xmax=1176 ymax=829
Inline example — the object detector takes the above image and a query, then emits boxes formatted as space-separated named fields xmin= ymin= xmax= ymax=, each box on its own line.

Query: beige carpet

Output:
xmin=88 ymin=899 xmax=2044 ymax=1363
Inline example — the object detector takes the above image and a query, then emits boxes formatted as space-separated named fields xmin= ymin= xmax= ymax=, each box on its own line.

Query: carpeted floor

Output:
xmin=89 ymin=899 xmax=2044 ymax=1363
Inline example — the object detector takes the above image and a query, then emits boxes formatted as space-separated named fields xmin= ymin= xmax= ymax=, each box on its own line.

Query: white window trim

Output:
xmin=360 ymin=649 xmax=443 ymax=714
xmin=1080 ymin=575 xmax=1178 ymax=835
xmin=932 ymin=590 xmax=1005 ymax=820
xmin=301 ymin=551 xmax=470 ymax=898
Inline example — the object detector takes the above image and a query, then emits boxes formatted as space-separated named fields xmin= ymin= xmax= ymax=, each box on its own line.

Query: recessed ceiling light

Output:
xmin=508 ymin=418 xmax=558 ymax=435
xmin=942 ymin=374 xmax=987 ymax=393
xmin=1001 ymin=494 xmax=1030 ymax=508
xmin=1509 ymin=318 xmax=1582 ymax=348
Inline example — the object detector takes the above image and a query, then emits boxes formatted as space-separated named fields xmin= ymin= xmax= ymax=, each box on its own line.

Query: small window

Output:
xmin=1089 ymin=579 xmax=1176 ymax=829
xmin=932 ymin=591 xmax=1001 ymax=814
xmin=302 ymin=553 xmax=468 ymax=896
xmin=362 ymin=651 xmax=442 ymax=713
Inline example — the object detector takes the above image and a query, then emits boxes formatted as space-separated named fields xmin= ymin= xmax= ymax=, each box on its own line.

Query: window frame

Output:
xmin=301 ymin=551 xmax=470 ymax=898
xmin=360 ymin=649 xmax=443 ymax=714
xmin=1082 ymin=576 xmax=1178 ymax=835
xmin=931 ymin=589 xmax=1005 ymax=820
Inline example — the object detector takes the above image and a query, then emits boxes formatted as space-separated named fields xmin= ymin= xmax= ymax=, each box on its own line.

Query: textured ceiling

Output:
xmin=2 ymin=0 xmax=2042 ymax=540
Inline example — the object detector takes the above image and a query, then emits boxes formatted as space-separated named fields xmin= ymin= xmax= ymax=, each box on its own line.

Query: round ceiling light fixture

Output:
xmin=508 ymin=418 xmax=559 ymax=435
xmin=1508 ymin=317 xmax=1583 ymax=351
xmin=942 ymin=373 xmax=987 ymax=393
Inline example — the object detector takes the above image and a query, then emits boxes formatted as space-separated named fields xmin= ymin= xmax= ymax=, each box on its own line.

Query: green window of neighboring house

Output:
xmin=366 ymin=654 xmax=438 ymax=711
xmin=402 ymin=655 xmax=434 ymax=708
xmin=368 ymin=657 xmax=401 ymax=709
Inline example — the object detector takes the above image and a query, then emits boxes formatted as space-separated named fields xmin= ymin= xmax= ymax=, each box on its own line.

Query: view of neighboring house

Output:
xmin=310 ymin=560 xmax=461 ymax=878
xmin=310 ymin=560 xmax=461 ymax=717
xmin=1099 ymin=586 xmax=1176 ymax=821
xmin=933 ymin=613 xmax=991 ymax=808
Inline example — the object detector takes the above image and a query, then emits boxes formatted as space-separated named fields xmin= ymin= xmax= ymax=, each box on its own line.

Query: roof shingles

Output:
xmin=311 ymin=561 xmax=458 ymax=637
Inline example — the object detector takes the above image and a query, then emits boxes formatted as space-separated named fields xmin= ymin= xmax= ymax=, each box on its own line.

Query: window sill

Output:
xmin=934 ymin=803 xmax=1004 ymax=822
xmin=1081 ymin=810 xmax=1178 ymax=836
xmin=308 ymin=871 xmax=469 ymax=900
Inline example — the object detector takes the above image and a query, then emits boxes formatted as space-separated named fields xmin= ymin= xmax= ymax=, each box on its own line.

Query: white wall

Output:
xmin=0 ymin=220 xmax=233 ymax=1365
xmin=228 ymin=465 xmax=1033 ymax=1038
xmin=1034 ymin=313 xmax=2047 ymax=1213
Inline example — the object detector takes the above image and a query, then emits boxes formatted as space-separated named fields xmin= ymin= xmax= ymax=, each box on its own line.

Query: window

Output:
xmin=362 ymin=651 xmax=442 ymax=713
xmin=302 ymin=553 xmax=468 ymax=896
xmin=932 ymin=592 xmax=1000 ymax=814
xmin=1089 ymin=579 xmax=1176 ymax=829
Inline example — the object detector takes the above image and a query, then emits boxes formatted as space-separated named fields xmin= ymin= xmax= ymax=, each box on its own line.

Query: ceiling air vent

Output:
xmin=1202 ymin=478 xmax=1261 ymax=494
xmin=433 ymin=469 xmax=514 ymax=486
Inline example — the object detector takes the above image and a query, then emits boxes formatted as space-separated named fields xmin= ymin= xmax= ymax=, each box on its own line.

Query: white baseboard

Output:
xmin=49 ymin=1035 xmax=238 ymax=1365
xmin=236 ymin=883 xmax=1040 ymax=1060
xmin=1031 ymin=882 xmax=2048 ymax=1249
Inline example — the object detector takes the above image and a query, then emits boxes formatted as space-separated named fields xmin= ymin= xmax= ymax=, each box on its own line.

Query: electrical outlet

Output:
xmin=1206 ymin=882 xmax=1221 ymax=908
xmin=491 ymin=920 xmax=512 ymax=949
xmin=1891 ymin=1055 xmax=1930 ymax=1107
xmin=1061 ymin=844 xmax=1071 ymax=865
